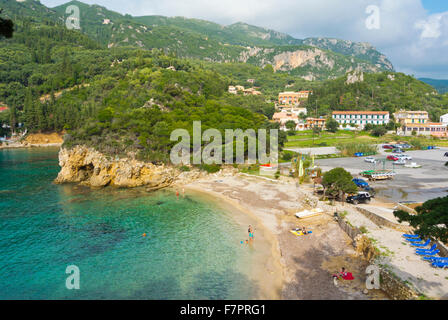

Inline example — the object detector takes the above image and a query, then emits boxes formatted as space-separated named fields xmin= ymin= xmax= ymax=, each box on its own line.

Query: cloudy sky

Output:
xmin=41 ymin=0 xmax=448 ymax=79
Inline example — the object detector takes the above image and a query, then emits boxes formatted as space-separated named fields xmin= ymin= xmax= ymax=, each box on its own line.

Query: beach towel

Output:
xmin=341 ymin=272 xmax=355 ymax=280
xmin=333 ymin=272 xmax=354 ymax=281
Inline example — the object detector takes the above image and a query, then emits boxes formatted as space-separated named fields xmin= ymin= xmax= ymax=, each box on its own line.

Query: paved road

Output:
xmin=316 ymin=147 xmax=448 ymax=203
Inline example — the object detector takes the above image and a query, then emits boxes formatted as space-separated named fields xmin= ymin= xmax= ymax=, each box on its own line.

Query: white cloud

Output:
xmin=415 ymin=13 xmax=448 ymax=39
xmin=42 ymin=0 xmax=448 ymax=78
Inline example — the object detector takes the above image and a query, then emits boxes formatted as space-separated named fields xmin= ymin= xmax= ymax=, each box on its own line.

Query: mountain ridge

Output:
xmin=1 ymin=0 xmax=394 ymax=80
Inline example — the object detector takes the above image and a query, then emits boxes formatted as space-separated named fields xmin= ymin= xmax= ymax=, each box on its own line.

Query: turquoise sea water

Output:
xmin=0 ymin=148 xmax=263 ymax=299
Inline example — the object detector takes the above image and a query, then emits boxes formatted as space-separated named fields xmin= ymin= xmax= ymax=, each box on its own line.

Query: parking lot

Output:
xmin=315 ymin=147 xmax=448 ymax=203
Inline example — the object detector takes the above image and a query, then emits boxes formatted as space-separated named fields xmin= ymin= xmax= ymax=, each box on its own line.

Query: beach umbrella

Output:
xmin=298 ymin=159 xmax=304 ymax=177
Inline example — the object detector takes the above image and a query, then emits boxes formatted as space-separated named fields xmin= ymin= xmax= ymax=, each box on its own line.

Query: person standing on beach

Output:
xmin=248 ymin=225 xmax=254 ymax=242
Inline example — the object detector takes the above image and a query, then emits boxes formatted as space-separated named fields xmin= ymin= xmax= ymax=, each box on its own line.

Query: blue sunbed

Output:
xmin=405 ymin=237 xmax=423 ymax=242
xmin=416 ymin=249 xmax=439 ymax=256
xmin=423 ymin=257 xmax=448 ymax=262
xmin=403 ymin=234 xmax=420 ymax=238
xmin=416 ymin=244 xmax=437 ymax=252
xmin=411 ymin=239 xmax=431 ymax=247
xmin=431 ymin=261 xmax=448 ymax=268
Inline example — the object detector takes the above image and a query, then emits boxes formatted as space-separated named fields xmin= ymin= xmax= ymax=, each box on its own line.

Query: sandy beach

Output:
xmin=181 ymin=173 xmax=388 ymax=300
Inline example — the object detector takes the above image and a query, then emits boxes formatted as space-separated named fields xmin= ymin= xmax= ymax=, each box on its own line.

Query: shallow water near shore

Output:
xmin=0 ymin=148 xmax=276 ymax=299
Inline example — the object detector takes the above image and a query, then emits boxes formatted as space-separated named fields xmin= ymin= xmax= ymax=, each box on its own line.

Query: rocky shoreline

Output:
xmin=54 ymin=145 xmax=238 ymax=190
xmin=0 ymin=133 xmax=63 ymax=150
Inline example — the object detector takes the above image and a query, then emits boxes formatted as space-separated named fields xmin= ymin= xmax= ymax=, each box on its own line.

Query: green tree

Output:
xmin=23 ymin=88 xmax=34 ymax=128
xmin=394 ymin=196 xmax=448 ymax=243
xmin=285 ymin=120 xmax=296 ymax=131
xmin=322 ymin=167 xmax=357 ymax=200
xmin=371 ymin=126 xmax=387 ymax=137
xmin=263 ymin=64 xmax=274 ymax=73
xmin=9 ymin=105 xmax=16 ymax=133
xmin=326 ymin=117 xmax=339 ymax=133
xmin=312 ymin=126 xmax=322 ymax=135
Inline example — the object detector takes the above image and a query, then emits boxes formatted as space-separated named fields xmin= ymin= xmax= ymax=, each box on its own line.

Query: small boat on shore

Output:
xmin=360 ymin=170 xmax=396 ymax=181
xmin=295 ymin=208 xmax=324 ymax=219
xmin=404 ymin=162 xmax=422 ymax=168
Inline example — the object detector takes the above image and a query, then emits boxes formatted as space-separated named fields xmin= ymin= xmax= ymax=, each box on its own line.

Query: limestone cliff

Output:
xmin=55 ymin=146 xmax=180 ymax=189
xmin=54 ymin=145 xmax=237 ymax=189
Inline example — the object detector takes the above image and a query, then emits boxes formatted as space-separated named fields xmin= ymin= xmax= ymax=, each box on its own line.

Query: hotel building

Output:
xmin=401 ymin=122 xmax=447 ymax=137
xmin=278 ymin=91 xmax=312 ymax=105
xmin=394 ymin=110 xmax=429 ymax=125
xmin=332 ymin=111 xmax=390 ymax=129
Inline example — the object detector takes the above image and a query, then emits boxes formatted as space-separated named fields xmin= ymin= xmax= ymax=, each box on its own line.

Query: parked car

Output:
xmin=397 ymin=154 xmax=412 ymax=160
xmin=346 ymin=192 xmax=372 ymax=204
xmin=352 ymin=178 xmax=369 ymax=188
xmin=394 ymin=159 xmax=406 ymax=165
xmin=400 ymin=144 xmax=412 ymax=149
xmin=444 ymin=152 xmax=448 ymax=157
xmin=363 ymin=187 xmax=375 ymax=197
xmin=387 ymin=155 xmax=399 ymax=161
xmin=364 ymin=156 xmax=377 ymax=163
xmin=383 ymin=145 xmax=394 ymax=149
xmin=393 ymin=148 xmax=403 ymax=153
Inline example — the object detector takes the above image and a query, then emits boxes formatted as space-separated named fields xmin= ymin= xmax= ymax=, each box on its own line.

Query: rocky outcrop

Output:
xmin=54 ymin=145 xmax=239 ymax=189
xmin=354 ymin=234 xmax=377 ymax=262
xmin=272 ymin=48 xmax=333 ymax=72
xmin=346 ymin=69 xmax=364 ymax=85
xmin=55 ymin=146 xmax=179 ymax=189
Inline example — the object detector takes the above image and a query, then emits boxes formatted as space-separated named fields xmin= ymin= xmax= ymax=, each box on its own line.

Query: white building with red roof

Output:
xmin=332 ymin=111 xmax=390 ymax=129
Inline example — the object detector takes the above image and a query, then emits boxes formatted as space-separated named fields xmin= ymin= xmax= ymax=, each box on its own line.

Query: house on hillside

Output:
xmin=243 ymin=88 xmax=262 ymax=96
xmin=278 ymin=106 xmax=307 ymax=116
xmin=278 ymin=91 xmax=312 ymax=106
xmin=306 ymin=118 xmax=326 ymax=130
xmin=0 ymin=103 xmax=9 ymax=113
xmin=228 ymin=86 xmax=237 ymax=94
xmin=272 ymin=112 xmax=300 ymax=131
xmin=272 ymin=113 xmax=324 ymax=131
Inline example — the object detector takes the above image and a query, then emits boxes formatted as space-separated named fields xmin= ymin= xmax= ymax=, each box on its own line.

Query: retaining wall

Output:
xmin=356 ymin=207 xmax=413 ymax=233
xmin=335 ymin=212 xmax=420 ymax=300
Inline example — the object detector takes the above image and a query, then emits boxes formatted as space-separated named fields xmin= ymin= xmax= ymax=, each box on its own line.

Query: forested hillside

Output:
xmin=0 ymin=0 xmax=446 ymax=162
xmin=48 ymin=52 xmax=285 ymax=163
